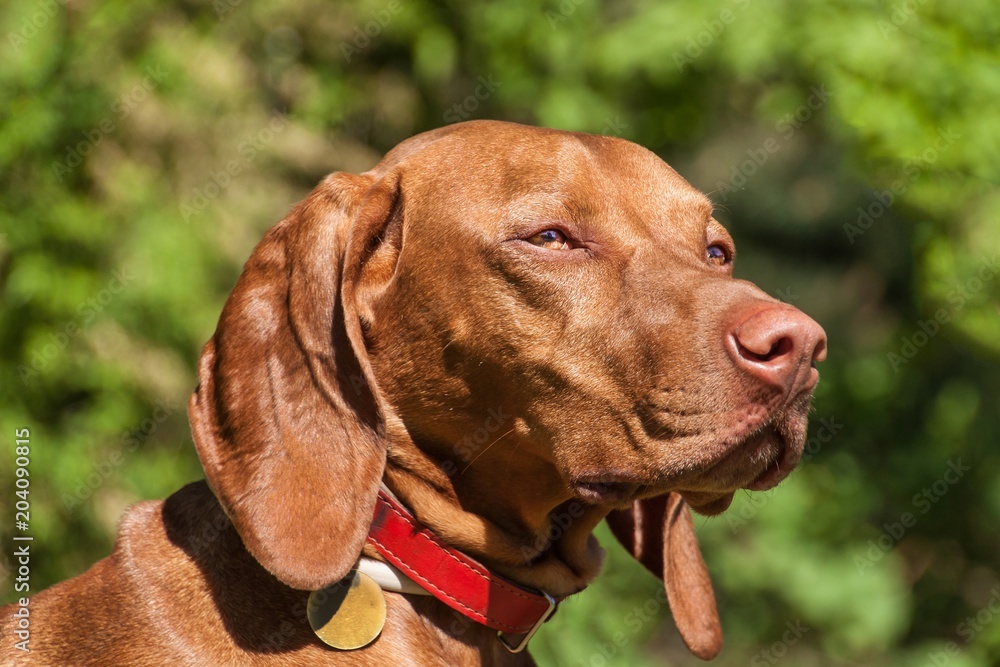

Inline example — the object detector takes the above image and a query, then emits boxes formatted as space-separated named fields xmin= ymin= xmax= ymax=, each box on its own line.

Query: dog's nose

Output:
xmin=726 ymin=304 xmax=827 ymax=397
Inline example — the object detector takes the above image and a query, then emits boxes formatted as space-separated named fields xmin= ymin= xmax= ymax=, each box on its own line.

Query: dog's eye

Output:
xmin=707 ymin=244 xmax=730 ymax=265
xmin=526 ymin=229 xmax=570 ymax=250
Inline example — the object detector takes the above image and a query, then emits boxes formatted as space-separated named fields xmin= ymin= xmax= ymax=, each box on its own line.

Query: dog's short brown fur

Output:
xmin=3 ymin=121 xmax=826 ymax=665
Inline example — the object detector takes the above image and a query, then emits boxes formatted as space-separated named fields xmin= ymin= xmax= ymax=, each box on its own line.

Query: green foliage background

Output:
xmin=2 ymin=0 xmax=999 ymax=664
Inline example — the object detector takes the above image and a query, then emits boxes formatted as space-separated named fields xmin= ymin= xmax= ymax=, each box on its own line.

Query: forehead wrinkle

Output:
xmin=503 ymin=191 xmax=571 ymax=222
xmin=573 ymin=134 xmax=706 ymax=204
xmin=555 ymin=135 xmax=605 ymax=188
xmin=649 ymin=193 xmax=713 ymax=242
xmin=669 ymin=194 xmax=714 ymax=222
xmin=586 ymin=145 xmax=713 ymax=242
xmin=562 ymin=140 xmax=618 ymax=222
xmin=498 ymin=137 xmax=615 ymax=226
xmin=415 ymin=128 xmax=712 ymax=245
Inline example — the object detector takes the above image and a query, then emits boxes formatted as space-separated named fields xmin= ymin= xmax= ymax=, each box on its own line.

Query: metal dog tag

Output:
xmin=308 ymin=568 xmax=387 ymax=650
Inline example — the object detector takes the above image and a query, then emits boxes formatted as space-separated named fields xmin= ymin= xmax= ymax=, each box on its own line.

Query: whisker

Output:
xmin=460 ymin=427 xmax=517 ymax=475
xmin=504 ymin=440 xmax=522 ymax=473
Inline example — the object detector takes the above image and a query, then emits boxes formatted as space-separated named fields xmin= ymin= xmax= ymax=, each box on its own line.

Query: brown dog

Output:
xmin=3 ymin=121 xmax=825 ymax=666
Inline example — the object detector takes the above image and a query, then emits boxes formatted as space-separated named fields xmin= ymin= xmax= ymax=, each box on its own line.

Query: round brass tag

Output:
xmin=308 ymin=569 xmax=387 ymax=650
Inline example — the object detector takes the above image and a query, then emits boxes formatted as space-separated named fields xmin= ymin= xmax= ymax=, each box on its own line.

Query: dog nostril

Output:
xmin=737 ymin=334 xmax=793 ymax=364
xmin=726 ymin=304 xmax=827 ymax=395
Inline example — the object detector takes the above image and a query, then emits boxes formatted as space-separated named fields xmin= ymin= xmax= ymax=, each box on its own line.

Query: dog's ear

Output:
xmin=188 ymin=171 xmax=401 ymax=591
xmin=606 ymin=494 xmax=722 ymax=660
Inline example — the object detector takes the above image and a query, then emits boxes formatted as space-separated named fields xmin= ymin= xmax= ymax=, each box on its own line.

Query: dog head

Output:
xmin=188 ymin=120 xmax=826 ymax=660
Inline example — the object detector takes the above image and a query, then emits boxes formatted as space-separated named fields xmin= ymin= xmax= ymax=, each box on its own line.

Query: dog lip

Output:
xmin=696 ymin=421 xmax=795 ymax=493
xmin=678 ymin=491 xmax=734 ymax=516
xmin=743 ymin=458 xmax=788 ymax=491
xmin=571 ymin=479 xmax=639 ymax=505
xmin=734 ymin=421 xmax=801 ymax=491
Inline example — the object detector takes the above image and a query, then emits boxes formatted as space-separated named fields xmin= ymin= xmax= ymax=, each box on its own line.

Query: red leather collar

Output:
xmin=366 ymin=489 xmax=559 ymax=652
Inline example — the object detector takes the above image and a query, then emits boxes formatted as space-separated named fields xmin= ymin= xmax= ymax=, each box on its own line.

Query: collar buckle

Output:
xmin=496 ymin=592 xmax=557 ymax=653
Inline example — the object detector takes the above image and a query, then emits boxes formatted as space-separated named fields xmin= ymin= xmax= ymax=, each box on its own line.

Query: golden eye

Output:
xmin=526 ymin=229 xmax=570 ymax=250
xmin=707 ymin=244 xmax=730 ymax=265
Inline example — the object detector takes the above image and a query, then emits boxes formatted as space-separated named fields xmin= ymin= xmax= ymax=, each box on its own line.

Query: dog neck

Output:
xmin=376 ymin=433 xmax=611 ymax=600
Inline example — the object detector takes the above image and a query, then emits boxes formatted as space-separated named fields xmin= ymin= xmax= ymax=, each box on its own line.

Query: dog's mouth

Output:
xmin=569 ymin=416 xmax=804 ymax=513
xmin=726 ymin=422 xmax=798 ymax=488
xmin=675 ymin=490 xmax=736 ymax=515
xmin=744 ymin=446 xmax=791 ymax=491
xmin=572 ymin=479 xmax=640 ymax=506
xmin=566 ymin=393 xmax=812 ymax=512
xmin=676 ymin=418 xmax=804 ymax=514
xmin=670 ymin=431 xmax=788 ymax=516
